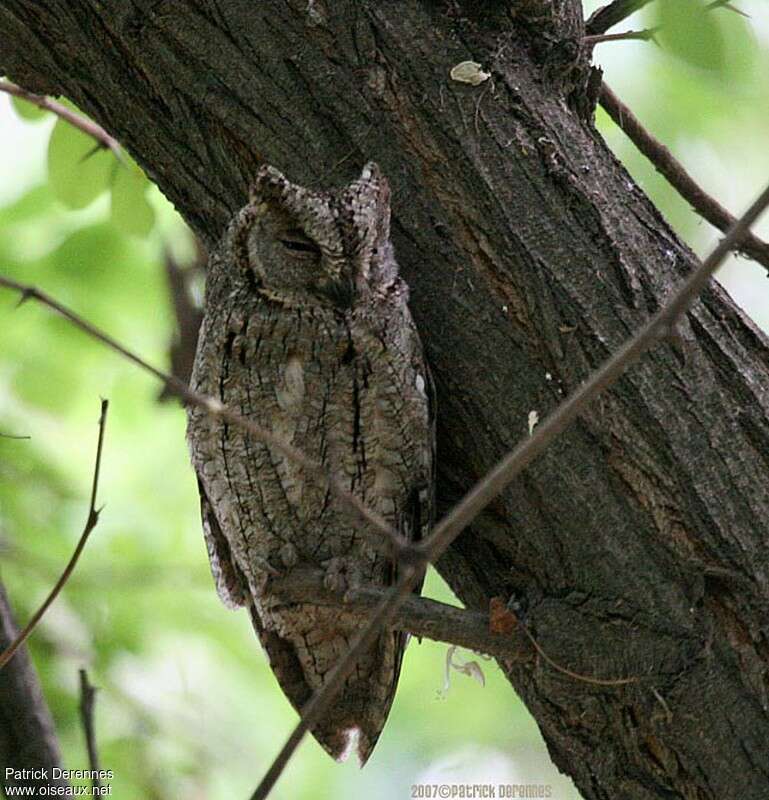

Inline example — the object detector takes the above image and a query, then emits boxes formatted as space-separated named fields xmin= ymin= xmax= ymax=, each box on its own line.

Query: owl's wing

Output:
xmin=398 ymin=358 xmax=437 ymax=574
xmin=196 ymin=476 xmax=247 ymax=609
xmin=386 ymin=358 xmax=437 ymax=709
xmin=197 ymin=476 xmax=337 ymax=751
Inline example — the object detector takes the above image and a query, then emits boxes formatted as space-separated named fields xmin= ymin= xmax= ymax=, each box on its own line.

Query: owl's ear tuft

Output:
xmin=344 ymin=162 xmax=391 ymax=247
xmin=250 ymin=164 xmax=290 ymax=205
xmin=360 ymin=161 xmax=383 ymax=183
xmin=355 ymin=162 xmax=390 ymax=212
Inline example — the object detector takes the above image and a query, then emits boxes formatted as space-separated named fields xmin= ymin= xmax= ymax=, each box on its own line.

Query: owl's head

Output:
xmin=238 ymin=162 xmax=395 ymax=309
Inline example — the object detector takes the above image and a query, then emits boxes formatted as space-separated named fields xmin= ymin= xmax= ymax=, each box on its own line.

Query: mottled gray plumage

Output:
xmin=186 ymin=163 xmax=434 ymax=763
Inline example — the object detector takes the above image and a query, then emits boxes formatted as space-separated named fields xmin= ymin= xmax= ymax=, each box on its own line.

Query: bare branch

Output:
xmin=584 ymin=27 xmax=658 ymax=46
xmin=0 ymin=277 xmax=407 ymax=562
xmin=0 ymin=399 xmax=108 ymax=670
xmin=599 ymin=83 xmax=769 ymax=272
xmin=250 ymin=178 xmax=769 ymax=800
xmin=159 ymin=245 xmax=205 ymax=403
xmin=585 ymin=0 xmax=655 ymax=35
xmin=78 ymin=669 xmax=102 ymax=790
xmin=271 ymin=568 xmax=530 ymax=661
xmin=0 ymin=80 xmax=121 ymax=158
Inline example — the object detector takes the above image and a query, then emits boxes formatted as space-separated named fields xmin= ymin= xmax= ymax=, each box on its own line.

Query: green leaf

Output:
xmin=47 ymin=117 xmax=115 ymax=209
xmin=110 ymin=157 xmax=155 ymax=237
xmin=0 ymin=184 xmax=55 ymax=226
xmin=11 ymin=94 xmax=47 ymax=121
xmin=656 ymin=0 xmax=726 ymax=72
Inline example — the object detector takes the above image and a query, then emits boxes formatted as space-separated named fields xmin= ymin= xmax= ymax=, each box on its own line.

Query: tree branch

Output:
xmin=159 ymin=245 xmax=205 ymax=403
xmin=273 ymin=570 xmax=637 ymax=687
xmin=599 ymin=83 xmax=769 ymax=272
xmin=0 ymin=399 xmax=109 ymax=670
xmin=0 ymin=278 xmax=407 ymax=563
xmin=270 ymin=568 xmax=531 ymax=662
xmin=584 ymin=27 xmax=658 ymax=46
xmin=0 ymin=80 xmax=121 ymax=158
xmin=78 ymin=669 xmax=102 ymax=790
xmin=585 ymin=0 xmax=655 ymax=35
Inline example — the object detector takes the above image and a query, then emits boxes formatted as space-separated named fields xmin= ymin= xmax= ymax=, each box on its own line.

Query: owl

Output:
xmin=186 ymin=163 xmax=435 ymax=763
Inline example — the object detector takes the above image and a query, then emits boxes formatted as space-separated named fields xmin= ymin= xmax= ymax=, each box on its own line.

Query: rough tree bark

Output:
xmin=1 ymin=2 xmax=768 ymax=798
xmin=0 ymin=581 xmax=68 ymax=793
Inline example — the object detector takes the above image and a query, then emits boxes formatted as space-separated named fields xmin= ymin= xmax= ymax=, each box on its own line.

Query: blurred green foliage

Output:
xmin=655 ymin=0 xmax=727 ymax=72
xmin=589 ymin=0 xmax=769 ymax=329
xmin=2 ymin=2 xmax=768 ymax=797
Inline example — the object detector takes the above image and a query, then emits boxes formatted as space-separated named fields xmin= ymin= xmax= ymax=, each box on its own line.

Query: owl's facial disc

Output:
xmin=244 ymin=162 xmax=393 ymax=308
xmin=243 ymin=202 xmax=355 ymax=309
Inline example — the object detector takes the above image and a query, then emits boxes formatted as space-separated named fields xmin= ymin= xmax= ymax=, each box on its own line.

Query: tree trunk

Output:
xmin=0 ymin=581 xmax=68 ymax=793
xmin=2 ymin=2 xmax=768 ymax=797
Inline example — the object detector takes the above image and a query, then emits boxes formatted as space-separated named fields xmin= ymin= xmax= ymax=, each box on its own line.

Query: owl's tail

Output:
xmin=299 ymin=632 xmax=402 ymax=765
xmin=249 ymin=603 xmax=404 ymax=764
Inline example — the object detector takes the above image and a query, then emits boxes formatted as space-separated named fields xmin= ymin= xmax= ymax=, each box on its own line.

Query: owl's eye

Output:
xmin=279 ymin=233 xmax=321 ymax=257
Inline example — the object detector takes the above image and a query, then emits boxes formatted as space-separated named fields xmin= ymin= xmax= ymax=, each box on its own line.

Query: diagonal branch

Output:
xmin=0 ymin=278 xmax=406 ymax=562
xmin=0 ymin=80 xmax=121 ymax=158
xmin=0 ymin=399 xmax=109 ymax=670
xmin=585 ymin=0 xmax=655 ymax=35
xmin=599 ymin=83 xmax=769 ymax=272
xmin=249 ymin=178 xmax=769 ymax=800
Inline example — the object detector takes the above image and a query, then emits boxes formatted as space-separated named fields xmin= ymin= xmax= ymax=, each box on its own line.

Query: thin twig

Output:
xmin=587 ymin=0 xmax=747 ymax=43
xmin=520 ymin=627 xmax=635 ymax=686
xmin=0 ymin=399 xmax=109 ymax=670
xmin=0 ymin=80 xmax=121 ymax=158
xmin=584 ymin=27 xmax=658 ymax=46
xmin=250 ymin=178 xmax=769 ymax=800
xmin=0 ymin=431 xmax=31 ymax=440
xmin=706 ymin=0 xmax=748 ymax=17
xmin=585 ymin=0 xmax=655 ymax=35
xmin=0 ymin=277 xmax=408 ymax=562
xmin=78 ymin=669 xmax=102 ymax=789
xmin=599 ymin=83 xmax=769 ymax=272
